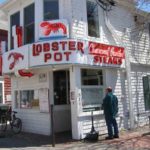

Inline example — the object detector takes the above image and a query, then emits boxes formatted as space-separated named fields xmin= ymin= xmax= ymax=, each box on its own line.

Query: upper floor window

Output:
xmin=24 ymin=3 xmax=35 ymax=44
xmin=87 ymin=0 xmax=100 ymax=37
xmin=10 ymin=12 xmax=20 ymax=49
xmin=44 ymin=0 xmax=59 ymax=20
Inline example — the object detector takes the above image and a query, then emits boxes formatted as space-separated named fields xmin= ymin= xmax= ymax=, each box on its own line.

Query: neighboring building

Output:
xmin=0 ymin=23 xmax=11 ymax=104
xmin=0 ymin=0 xmax=150 ymax=139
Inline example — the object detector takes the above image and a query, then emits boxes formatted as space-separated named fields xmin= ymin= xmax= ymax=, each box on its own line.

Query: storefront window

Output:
xmin=81 ymin=69 xmax=103 ymax=86
xmin=143 ymin=76 xmax=150 ymax=110
xmin=20 ymin=90 xmax=39 ymax=109
xmin=10 ymin=12 xmax=20 ymax=49
xmin=24 ymin=3 xmax=35 ymax=44
xmin=44 ymin=0 xmax=59 ymax=20
xmin=87 ymin=0 xmax=100 ymax=37
xmin=81 ymin=69 xmax=104 ymax=110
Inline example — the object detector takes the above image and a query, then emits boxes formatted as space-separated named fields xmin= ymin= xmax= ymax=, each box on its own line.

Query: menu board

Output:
xmin=39 ymin=88 xmax=49 ymax=113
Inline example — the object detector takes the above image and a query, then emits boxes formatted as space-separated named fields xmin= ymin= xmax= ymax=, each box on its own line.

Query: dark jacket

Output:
xmin=102 ymin=92 xmax=118 ymax=119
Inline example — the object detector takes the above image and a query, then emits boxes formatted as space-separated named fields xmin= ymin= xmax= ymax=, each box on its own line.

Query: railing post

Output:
xmin=50 ymin=104 xmax=55 ymax=147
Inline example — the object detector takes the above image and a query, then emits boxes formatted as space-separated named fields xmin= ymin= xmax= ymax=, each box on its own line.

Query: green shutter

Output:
xmin=143 ymin=76 xmax=150 ymax=110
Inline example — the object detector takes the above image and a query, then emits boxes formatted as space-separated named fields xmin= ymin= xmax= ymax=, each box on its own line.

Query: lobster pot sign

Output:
xmin=3 ymin=45 xmax=29 ymax=73
xmin=39 ymin=19 xmax=69 ymax=40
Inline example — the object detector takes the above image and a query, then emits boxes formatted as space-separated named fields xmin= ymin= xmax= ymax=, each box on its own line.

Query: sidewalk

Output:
xmin=0 ymin=126 xmax=150 ymax=150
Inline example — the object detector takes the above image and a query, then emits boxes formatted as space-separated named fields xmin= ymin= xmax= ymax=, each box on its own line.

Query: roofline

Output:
xmin=0 ymin=0 xmax=149 ymax=20
xmin=0 ymin=0 xmax=17 ymax=11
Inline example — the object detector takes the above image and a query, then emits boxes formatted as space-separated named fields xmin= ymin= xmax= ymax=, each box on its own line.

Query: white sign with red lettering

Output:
xmin=29 ymin=40 xmax=85 ymax=67
xmin=3 ymin=45 xmax=29 ymax=73
xmin=39 ymin=19 xmax=69 ymax=40
xmin=3 ymin=39 xmax=125 ymax=74
xmin=29 ymin=39 xmax=125 ymax=68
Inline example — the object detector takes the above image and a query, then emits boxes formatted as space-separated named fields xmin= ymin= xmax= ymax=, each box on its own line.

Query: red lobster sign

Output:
xmin=8 ymin=52 xmax=33 ymax=77
xmin=39 ymin=20 xmax=68 ymax=39
xmin=8 ymin=52 xmax=24 ymax=70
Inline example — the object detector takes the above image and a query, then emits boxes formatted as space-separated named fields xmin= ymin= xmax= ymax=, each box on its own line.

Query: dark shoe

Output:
xmin=105 ymin=136 xmax=114 ymax=140
xmin=114 ymin=135 xmax=119 ymax=138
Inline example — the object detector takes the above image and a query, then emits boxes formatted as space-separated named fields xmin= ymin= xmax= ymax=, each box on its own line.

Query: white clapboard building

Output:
xmin=0 ymin=0 xmax=150 ymax=139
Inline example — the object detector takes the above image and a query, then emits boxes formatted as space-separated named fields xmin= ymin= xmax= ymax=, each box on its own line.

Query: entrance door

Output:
xmin=53 ymin=70 xmax=71 ymax=132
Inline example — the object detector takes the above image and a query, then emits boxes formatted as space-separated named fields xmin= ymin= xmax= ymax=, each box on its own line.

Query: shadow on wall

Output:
xmin=120 ymin=70 xmax=129 ymax=129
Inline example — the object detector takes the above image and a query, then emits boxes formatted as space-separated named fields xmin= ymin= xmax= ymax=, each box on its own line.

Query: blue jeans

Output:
xmin=105 ymin=117 xmax=119 ymax=137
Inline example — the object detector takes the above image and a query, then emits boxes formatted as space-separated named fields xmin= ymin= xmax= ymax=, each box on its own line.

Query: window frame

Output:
xmin=43 ymin=0 xmax=59 ymax=21
xmin=24 ymin=3 xmax=35 ymax=44
xmin=86 ymin=0 xmax=100 ymax=38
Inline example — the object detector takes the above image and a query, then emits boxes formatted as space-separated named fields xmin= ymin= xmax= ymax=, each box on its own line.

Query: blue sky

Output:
xmin=0 ymin=0 xmax=6 ymax=4
xmin=0 ymin=0 xmax=150 ymax=12
xmin=138 ymin=0 xmax=150 ymax=12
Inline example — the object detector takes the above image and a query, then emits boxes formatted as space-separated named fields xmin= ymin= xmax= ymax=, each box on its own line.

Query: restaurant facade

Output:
xmin=0 ymin=0 xmax=150 ymax=139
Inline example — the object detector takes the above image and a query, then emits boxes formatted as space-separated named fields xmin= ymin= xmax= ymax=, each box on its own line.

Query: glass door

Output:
xmin=53 ymin=70 xmax=70 ymax=105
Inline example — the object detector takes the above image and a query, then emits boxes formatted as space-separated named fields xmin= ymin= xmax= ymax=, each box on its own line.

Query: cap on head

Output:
xmin=106 ymin=87 xmax=112 ymax=92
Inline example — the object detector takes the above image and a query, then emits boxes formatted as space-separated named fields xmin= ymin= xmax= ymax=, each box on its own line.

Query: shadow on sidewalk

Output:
xmin=142 ymin=132 xmax=150 ymax=136
xmin=0 ymin=130 xmax=75 ymax=148
xmin=101 ymin=134 xmax=150 ymax=150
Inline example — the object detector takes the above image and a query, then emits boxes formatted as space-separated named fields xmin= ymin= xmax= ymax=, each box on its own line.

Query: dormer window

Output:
xmin=44 ymin=0 xmax=59 ymax=21
xmin=24 ymin=3 xmax=35 ymax=44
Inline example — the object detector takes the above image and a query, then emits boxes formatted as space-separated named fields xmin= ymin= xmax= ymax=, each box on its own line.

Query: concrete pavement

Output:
xmin=0 ymin=126 xmax=150 ymax=150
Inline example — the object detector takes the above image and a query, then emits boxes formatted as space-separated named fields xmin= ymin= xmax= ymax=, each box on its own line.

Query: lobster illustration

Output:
xmin=40 ymin=21 xmax=67 ymax=36
xmin=8 ymin=52 xmax=24 ymax=70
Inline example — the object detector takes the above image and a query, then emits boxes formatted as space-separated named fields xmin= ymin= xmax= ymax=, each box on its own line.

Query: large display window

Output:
xmin=81 ymin=69 xmax=104 ymax=110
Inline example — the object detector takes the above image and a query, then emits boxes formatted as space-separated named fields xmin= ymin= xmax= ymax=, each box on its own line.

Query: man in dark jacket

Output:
xmin=102 ymin=87 xmax=119 ymax=140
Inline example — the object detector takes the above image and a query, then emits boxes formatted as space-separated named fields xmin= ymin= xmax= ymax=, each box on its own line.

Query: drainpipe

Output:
xmin=104 ymin=11 xmax=134 ymax=129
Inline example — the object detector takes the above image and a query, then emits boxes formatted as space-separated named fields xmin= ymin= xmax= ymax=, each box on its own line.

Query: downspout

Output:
xmin=104 ymin=11 xmax=135 ymax=129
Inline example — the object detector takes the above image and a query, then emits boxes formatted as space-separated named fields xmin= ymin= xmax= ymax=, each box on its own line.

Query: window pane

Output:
xmin=87 ymin=0 xmax=99 ymax=37
xmin=44 ymin=0 xmax=59 ymax=20
xmin=24 ymin=3 xmax=35 ymax=44
xmin=82 ymin=87 xmax=103 ymax=110
xmin=24 ymin=24 xmax=35 ymax=44
xmin=20 ymin=90 xmax=39 ymax=109
xmin=81 ymin=69 xmax=103 ymax=86
xmin=24 ymin=4 xmax=34 ymax=25
xmin=10 ymin=12 xmax=20 ymax=49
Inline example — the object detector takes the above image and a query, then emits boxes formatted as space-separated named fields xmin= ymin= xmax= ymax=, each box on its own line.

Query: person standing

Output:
xmin=102 ymin=87 xmax=119 ymax=140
